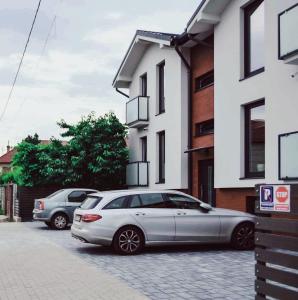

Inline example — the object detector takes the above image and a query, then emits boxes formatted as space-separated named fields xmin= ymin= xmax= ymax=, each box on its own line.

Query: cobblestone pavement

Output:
xmin=25 ymin=222 xmax=255 ymax=299
xmin=0 ymin=223 xmax=147 ymax=300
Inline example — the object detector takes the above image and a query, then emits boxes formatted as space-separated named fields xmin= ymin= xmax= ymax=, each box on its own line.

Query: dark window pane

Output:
xmin=158 ymin=62 xmax=165 ymax=113
xmin=245 ymin=101 xmax=265 ymax=177
xmin=139 ymin=193 xmax=165 ymax=208
xmin=195 ymin=71 xmax=214 ymax=91
xmin=141 ymin=137 xmax=147 ymax=162
xmin=158 ymin=131 xmax=165 ymax=182
xmin=80 ymin=197 xmax=102 ymax=210
xmin=104 ymin=196 xmax=127 ymax=209
xmin=244 ymin=0 xmax=265 ymax=75
xmin=141 ymin=74 xmax=147 ymax=96
xmin=195 ymin=119 xmax=214 ymax=136
xmin=68 ymin=191 xmax=86 ymax=203
xmin=129 ymin=195 xmax=142 ymax=208
xmin=166 ymin=194 xmax=200 ymax=210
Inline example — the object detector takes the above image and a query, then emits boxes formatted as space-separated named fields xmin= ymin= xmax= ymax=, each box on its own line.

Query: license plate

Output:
xmin=75 ymin=214 xmax=81 ymax=222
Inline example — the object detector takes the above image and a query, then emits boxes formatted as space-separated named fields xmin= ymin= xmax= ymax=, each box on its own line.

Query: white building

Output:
xmin=113 ymin=30 xmax=189 ymax=190
xmin=187 ymin=0 xmax=298 ymax=211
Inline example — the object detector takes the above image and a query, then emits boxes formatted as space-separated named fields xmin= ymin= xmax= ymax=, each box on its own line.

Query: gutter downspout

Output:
xmin=116 ymin=88 xmax=129 ymax=98
xmin=174 ymin=44 xmax=193 ymax=195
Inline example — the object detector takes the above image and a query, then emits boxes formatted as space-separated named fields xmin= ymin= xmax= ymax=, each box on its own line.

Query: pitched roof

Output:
xmin=0 ymin=148 xmax=16 ymax=164
xmin=112 ymin=30 xmax=178 ymax=88
xmin=135 ymin=30 xmax=177 ymax=42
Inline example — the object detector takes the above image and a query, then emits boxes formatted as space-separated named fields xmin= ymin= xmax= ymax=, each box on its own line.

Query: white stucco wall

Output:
xmin=214 ymin=0 xmax=298 ymax=188
xmin=127 ymin=43 xmax=189 ymax=190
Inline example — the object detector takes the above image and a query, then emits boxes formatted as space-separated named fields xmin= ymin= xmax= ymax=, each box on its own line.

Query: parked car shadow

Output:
xmin=75 ymin=243 xmax=243 ymax=257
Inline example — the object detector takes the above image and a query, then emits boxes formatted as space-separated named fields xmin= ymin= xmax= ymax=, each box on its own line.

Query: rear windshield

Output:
xmin=80 ymin=196 xmax=102 ymax=210
xmin=47 ymin=190 xmax=64 ymax=199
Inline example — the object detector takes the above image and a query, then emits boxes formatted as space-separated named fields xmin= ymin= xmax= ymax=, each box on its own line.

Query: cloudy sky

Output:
xmin=0 ymin=0 xmax=198 ymax=154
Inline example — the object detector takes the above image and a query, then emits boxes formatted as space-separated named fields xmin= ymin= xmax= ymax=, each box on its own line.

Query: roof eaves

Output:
xmin=186 ymin=0 xmax=208 ymax=27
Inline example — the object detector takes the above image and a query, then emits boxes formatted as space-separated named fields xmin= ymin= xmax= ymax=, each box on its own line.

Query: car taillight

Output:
xmin=82 ymin=214 xmax=102 ymax=222
xmin=38 ymin=201 xmax=45 ymax=210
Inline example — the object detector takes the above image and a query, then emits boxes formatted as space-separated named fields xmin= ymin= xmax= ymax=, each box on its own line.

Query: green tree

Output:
xmin=58 ymin=112 xmax=128 ymax=189
xmin=7 ymin=112 xmax=128 ymax=189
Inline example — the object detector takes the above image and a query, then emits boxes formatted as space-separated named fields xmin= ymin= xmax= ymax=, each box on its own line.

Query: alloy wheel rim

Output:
xmin=55 ymin=216 xmax=66 ymax=229
xmin=236 ymin=225 xmax=254 ymax=248
xmin=119 ymin=230 xmax=140 ymax=253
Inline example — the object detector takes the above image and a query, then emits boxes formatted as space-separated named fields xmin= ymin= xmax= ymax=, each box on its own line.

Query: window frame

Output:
xmin=157 ymin=131 xmax=165 ymax=183
xmin=157 ymin=61 xmax=165 ymax=114
xmin=194 ymin=70 xmax=214 ymax=92
xmin=103 ymin=196 xmax=129 ymax=210
xmin=244 ymin=98 xmax=265 ymax=179
xmin=141 ymin=136 xmax=147 ymax=162
xmin=243 ymin=0 xmax=265 ymax=78
xmin=195 ymin=119 xmax=214 ymax=137
xmin=140 ymin=73 xmax=147 ymax=97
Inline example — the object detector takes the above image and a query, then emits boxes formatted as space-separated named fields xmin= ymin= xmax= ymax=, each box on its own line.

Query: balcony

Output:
xmin=126 ymin=96 xmax=149 ymax=128
xmin=126 ymin=162 xmax=149 ymax=187
xmin=278 ymin=4 xmax=298 ymax=64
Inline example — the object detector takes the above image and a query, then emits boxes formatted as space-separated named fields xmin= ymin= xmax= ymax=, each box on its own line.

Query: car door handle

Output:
xmin=135 ymin=212 xmax=146 ymax=216
xmin=177 ymin=212 xmax=186 ymax=216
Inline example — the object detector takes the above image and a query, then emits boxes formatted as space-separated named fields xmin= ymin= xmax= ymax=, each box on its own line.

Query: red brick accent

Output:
xmin=216 ymin=188 xmax=256 ymax=212
xmin=190 ymin=35 xmax=214 ymax=197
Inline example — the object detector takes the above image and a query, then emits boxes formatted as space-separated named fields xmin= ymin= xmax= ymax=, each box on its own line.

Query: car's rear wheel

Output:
xmin=231 ymin=222 xmax=255 ymax=250
xmin=113 ymin=226 xmax=144 ymax=255
xmin=51 ymin=213 xmax=68 ymax=230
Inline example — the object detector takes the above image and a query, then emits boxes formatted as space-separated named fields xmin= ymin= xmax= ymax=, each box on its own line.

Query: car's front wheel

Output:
xmin=44 ymin=221 xmax=52 ymax=228
xmin=51 ymin=213 xmax=68 ymax=230
xmin=113 ymin=226 xmax=144 ymax=255
xmin=231 ymin=222 xmax=255 ymax=250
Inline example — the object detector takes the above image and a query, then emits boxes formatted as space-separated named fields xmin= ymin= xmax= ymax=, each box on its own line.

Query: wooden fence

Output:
xmin=255 ymin=184 xmax=298 ymax=299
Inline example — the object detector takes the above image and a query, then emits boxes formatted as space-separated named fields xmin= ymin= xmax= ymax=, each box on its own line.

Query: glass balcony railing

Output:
xmin=126 ymin=96 xmax=149 ymax=128
xmin=126 ymin=161 xmax=149 ymax=186
xmin=278 ymin=4 xmax=298 ymax=62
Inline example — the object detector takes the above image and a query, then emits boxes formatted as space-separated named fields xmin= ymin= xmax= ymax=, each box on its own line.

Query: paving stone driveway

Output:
xmin=25 ymin=222 xmax=255 ymax=299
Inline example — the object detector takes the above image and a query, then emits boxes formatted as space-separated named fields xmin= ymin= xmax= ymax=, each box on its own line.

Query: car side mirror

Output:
xmin=200 ymin=202 xmax=212 ymax=211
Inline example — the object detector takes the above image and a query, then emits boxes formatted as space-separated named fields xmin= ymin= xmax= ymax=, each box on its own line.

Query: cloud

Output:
xmin=0 ymin=0 xmax=198 ymax=153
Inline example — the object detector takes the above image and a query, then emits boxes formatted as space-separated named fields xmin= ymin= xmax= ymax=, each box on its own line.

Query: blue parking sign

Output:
xmin=260 ymin=185 xmax=274 ymax=211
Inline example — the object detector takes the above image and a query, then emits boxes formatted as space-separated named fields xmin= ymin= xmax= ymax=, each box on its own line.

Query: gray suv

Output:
xmin=33 ymin=188 xmax=99 ymax=229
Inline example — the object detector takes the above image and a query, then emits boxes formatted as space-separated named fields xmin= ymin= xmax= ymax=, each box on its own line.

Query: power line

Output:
xmin=0 ymin=0 xmax=42 ymax=122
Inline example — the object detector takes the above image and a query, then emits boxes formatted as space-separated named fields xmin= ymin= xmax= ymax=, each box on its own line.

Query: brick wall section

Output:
xmin=216 ymin=188 xmax=257 ymax=212
xmin=190 ymin=35 xmax=214 ymax=198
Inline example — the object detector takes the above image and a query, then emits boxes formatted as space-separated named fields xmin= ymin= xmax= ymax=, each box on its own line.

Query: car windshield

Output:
xmin=80 ymin=196 xmax=102 ymax=210
xmin=46 ymin=190 xmax=65 ymax=199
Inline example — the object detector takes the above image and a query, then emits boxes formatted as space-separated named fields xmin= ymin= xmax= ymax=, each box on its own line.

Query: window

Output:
xmin=104 ymin=196 xmax=128 ymax=209
xmin=80 ymin=197 xmax=102 ymax=210
xmin=244 ymin=0 xmax=265 ymax=77
xmin=68 ymin=191 xmax=87 ymax=203
xmin=195 ymin=71 xmax=214 ymax=91
xmin=158 ymin=61 xmax=165 ymax=114
xmin=140 ymin=73 xmax=147 ymax=96
xmin=129 ymin=195 xmax=142 ymax=208
xmin=244 ymin=100 xmax=265 ymax=178
xmin=141 ymin=136 xmax=147 ymax=162
xmin=195 ymin=119 xmax=214 ymax=136
xmin=139 ymin=193 xmax=165 ymax=208
xmin=166 ymin=194 xmax=201 ymax=210
xmin=158 ymin=131 xmax=165 ymax=183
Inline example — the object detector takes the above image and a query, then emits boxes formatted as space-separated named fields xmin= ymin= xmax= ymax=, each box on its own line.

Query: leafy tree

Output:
xmin=58 ymin=112 xmax=128 ymax=189
xmin=8 ymin=113 xmax=128 ymax=189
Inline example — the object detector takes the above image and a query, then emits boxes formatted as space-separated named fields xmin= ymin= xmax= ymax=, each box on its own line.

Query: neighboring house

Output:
xmin=113 ymin=30 xmax=189 ymax=191
xmin=0 ymin=145 xmax=16 ymax=174
xmin=186 ymin=0 xmax=298 ymax=212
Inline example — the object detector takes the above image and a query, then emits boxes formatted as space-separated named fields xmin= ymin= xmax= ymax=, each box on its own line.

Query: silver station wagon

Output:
xmin=71 ymin=190 xmax=255 ymax=255
xmin=33 ymin=188 xmax=99 ymax=229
